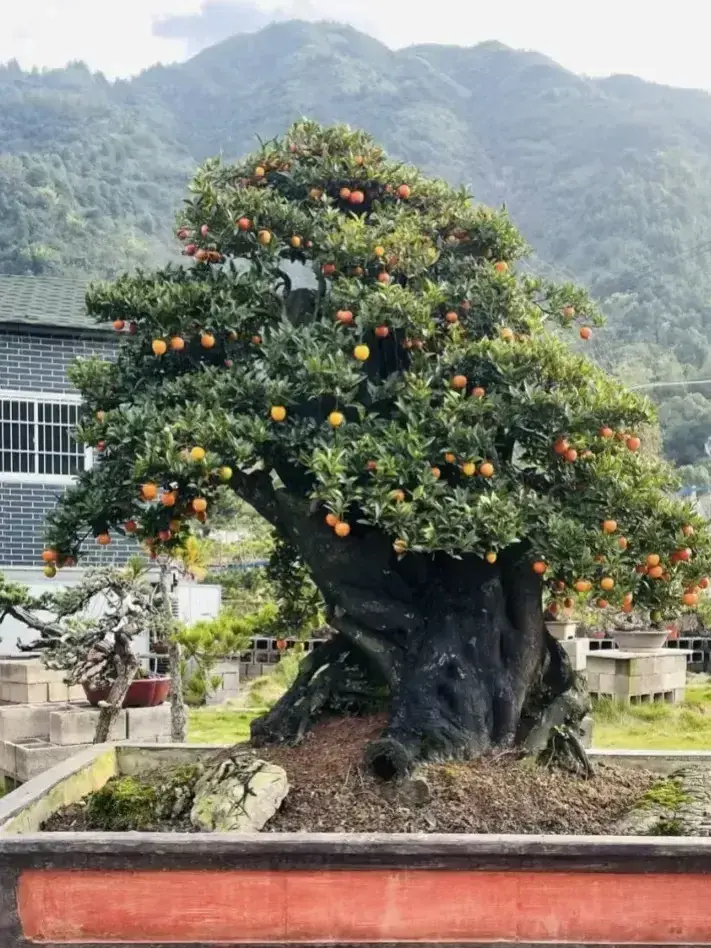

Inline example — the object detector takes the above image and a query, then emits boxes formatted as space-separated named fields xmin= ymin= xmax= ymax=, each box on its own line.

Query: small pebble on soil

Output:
xmin=42 ymin=715 xmax=658 ymax=835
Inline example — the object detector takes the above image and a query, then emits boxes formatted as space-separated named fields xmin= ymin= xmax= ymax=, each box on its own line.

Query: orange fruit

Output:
xmin=485 ymin=552 xmax=497 ymax=564
xmin=257 ymin=230 xmax=272 ymax=245
xmin=270 ymin=406 xmax=287 ymax=422
xmin=290 ymin=235 xmax=302 ymax=248
xmin=237 ymin=217 xmax=251 ymax=231
xmin=472 ymin=387 xmax=485 ymax=398
xmin=41 ymin=549 xmax=57 ymax=563
xmin=646 ymin=554 xmax=660 ymax=567
xmin=451 ymin=375 xmax=468 ymax=390
xmin=494 ymin=261 xmax=509 ymax=273
xmin=445 ymin=311 xmax=458 ymax=324
xmin=323 ymin=263 xmax=337 ymax=276
xmin=648 ymin=565 xmax=664 ymax=579
xmin=479 ymin=461 xmax=494 ymax=478
xmin=565 ymin=448 xmax=578 ymax=462
xmin=251 ymin=335 xmax=262 ymax=345
xmin=377 ymin=272 xmax=390 ymax=284
xmin=618 ymin=537 xmax=628 ymax=550
xmin=500 ymin=327 xmax=514 ymax=342
xmin=366 ymin=460 xmax=377 ymax=472
xmin=325 ymin=513 xmax=339 ymax=528
xmin=626 ymin=436 xmax=641 ymax=452
xmin=444 ymin=452 xmax=456 ymax=464
xmin=579 ymin=327 xmax=592 ymax=340
xmin=254 ymin=166 xmax=266 ymax=178
xmin=532 ymin=561 xmax=548 ymax=575
xmin=328 ymin=411 xmax=345 ymax=427
xmin=600 ymin=577 xmax=614 ymax=591
xmin=699 ymin=577 xmax=710 ymax=589
xmin=170 ymin=336 xmax=185 ymax=351
xmin=602 ymin=520 xmax=618 ymax=534
xmin=397 ymin=184 xmax=411 ymax=199
xmin=461 ymin=461 xmax=476 ymax=477
xmin=349 ymin=190 xmax=365 ymax=205
xmin=596 ymin=599 xmax=609 ymax=609
xmin=141 ymin=483 xmax=158 ymax=501
xmin=390 ymin=489 xmax=406 ymax=503
xmin=553 ymin=438 xmax=569 ymax=456
xmin=192 ymin=498 xmax=208 ymax=513
xmin=574 ymin=579 xmax=592 ymax=593
xmin=683 ymin=591 xmax=699 ymax=607
xmin=374 ymin=325 xmax=389 ymax=338
xmin=339 ymin=187 xmax=352 ymax=200
xmin=336 ymin=310 xmax=354 ymax=325
xmin=96 ymin=533 xmax=111 ymax=546
xmin=621 ymin=602 xmax=633 ymax=614
xmin=599 ymin=426 xmax=613 ymax=439
xmin=161 ymin=491 xmax=177 ymax=507
xmin=623 ymin=592 xmax=634 ymax=605
xmin=200 ymin=333 xmax=216 ymax=349
xmin=124 ymin=520 xmax=137 ymax=533
xmin=152 ymin=339 xmax=167 ymax=356
xmin=353 ymin=345 xmax=370 ymax=361
xmin=393 ymin=538 xmax=408 ymax=555
xmin=309 ymin=188 xmax=323 ymax=200
xmin=334 ymin=521 xmax=351 ymax=537
xmin=190 ymin=446 xmax=206 ymax=462
xmin=112 ymin=320 xmax=125 ymax=331
xmin=562 ymin=305 xmax=576 ymax=319
xmin=374 ymin=246 xmax=385 ymax=257
xmin=430 ymin=466 xmax=441 ymax=480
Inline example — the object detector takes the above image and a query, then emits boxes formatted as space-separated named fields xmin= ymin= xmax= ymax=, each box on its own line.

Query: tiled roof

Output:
xmin=0 ymin=276 xmax=106 ymax=332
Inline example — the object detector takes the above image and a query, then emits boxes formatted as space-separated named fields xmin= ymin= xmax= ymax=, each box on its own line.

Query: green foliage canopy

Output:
xmin=44 ymin=121 xmax=711 ymax=619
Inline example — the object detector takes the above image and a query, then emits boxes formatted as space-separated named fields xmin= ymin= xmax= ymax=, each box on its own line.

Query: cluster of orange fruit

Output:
xmin=552 ymin=429 xmax=641 ymax=461
xmin=151 ymin=332 xmax=216 ymax=355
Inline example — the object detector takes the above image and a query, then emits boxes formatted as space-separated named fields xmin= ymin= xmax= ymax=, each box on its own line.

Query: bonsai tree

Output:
xmin=40 ymin=121 xmax=711 ymax=777
xmin=0 ymin=563 xmax=173 ymax=742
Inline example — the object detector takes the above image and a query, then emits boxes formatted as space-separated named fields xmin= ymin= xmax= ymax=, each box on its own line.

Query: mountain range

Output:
xmin=3 ymin=20 xmax=711 ymax=469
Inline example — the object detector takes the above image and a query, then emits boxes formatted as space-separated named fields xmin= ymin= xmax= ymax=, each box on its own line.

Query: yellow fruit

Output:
xmin=254 ymin=166 xmax=266 ymax=178
xmin=290 ymin=236 xmax=302 ymax=248
xmin=600 ymin=577 xmax=615 ymax=591
xmin=353 ymin=344 xmax=370 ymax=362
xmin=218 ymin=466 xmax=233 ymax=481
xmin=43 ymin=563 xmax=57 ymax=578
xmin=152 ymin=339 xmax=167 ymax=356
xmin=485 ymin=552 xmax=497 ymax=564
xmin=374 ymin=245 xmax=385 ymax=257
xmin=257 ymin=230 xmax=272 ymax=245
xmin=461 ymin=462 xmax=476 ymax=477
xmin=393 ymin=538 xmax=408 ymax=555
xmin=190 ymin=447 xmax=206 ymax=462
xmin=328 ymin=411 xmax=345 ymax=427
xmin=192 ymin=498 xmax=208 ymax=513
xmin=646 ymin=554 xmax=660 ymax=567
xmin=270 ymin=405 xmax=287 ymax=422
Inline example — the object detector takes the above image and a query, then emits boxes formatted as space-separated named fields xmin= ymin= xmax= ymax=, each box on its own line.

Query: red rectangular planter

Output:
xmin=3 ymin=834 xmax=711 ymax=947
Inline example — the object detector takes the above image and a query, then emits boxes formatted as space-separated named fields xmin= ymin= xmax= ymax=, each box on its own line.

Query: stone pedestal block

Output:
xmin=0 ymin=705 xmax=51 ymax=743
xmin=0 ymin=659 xmax=84 ymax=704
xmin=125 ymin=704 xmax=172 ymax=742
xmin=587 ymin=649 xmax=689 ymax=702
xmin=561 ymin=638 xmax=590 ymax=672
xmin=49 ymin=707 xmax=128 ymax=746
xmin=206 ymin=659 xmax=240 ymax=705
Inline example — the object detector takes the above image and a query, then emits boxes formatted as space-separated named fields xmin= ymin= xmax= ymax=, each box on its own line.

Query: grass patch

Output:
xmin=593 ymin=679 xmax=711 ymax=750
xmin=187 ymin=708 xmax=261 ymax=744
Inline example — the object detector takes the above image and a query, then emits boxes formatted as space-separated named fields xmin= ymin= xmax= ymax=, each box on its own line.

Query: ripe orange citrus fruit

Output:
xmin=152 ymin=339 xmax=167 ymax=356
xmin=41 ymin=549 xmax=57 ymax=563
xmin=431 ymin=467 xmax=441 ymax=479
xmin=500 ymin=327 xmax=514 ymax=342
xmin=574 ymin=579 xmax=592 ymax=593
xmin=461 ymin=461 xmax=476 ymax=476
xmin=161 ymin=491 xmax=177 ymax=507
xmin=451 ymin=375 xmax=468 ymax=390
xmin=602 ymin=520 xmax=618 ymax=534
xmin=124 ymin=520 xmax=137 ymax=533
xmin=562 ymin=305 xmax=576 ymax=319
xmin=237 ymin=217 xmax=251 ymax=230
xmin=353 ymin=344 xmax=370 ymax=361
xmin=328 ymin=411 xmax=344 ymax=427
xmin=648 ymin=565 xmax=664 ymax=579
xmin=472 ymin=387 xmax=485 ymax=398
xmin=397 ymin=184 xmax=411 ymax=199
xmin=579 ymin=327 xmax=592 ymax=340
xmin=141 ymin=483 xmax=158 ymax=501
xmin=646 ymin=554 xmax=660 ymax=567
xmin=600 ymin=577 xmax=614 ymax=591
xmin=375 ymin=325 xmax=389 ymax=338
xmin=323 ymin=263 xmax=337 ymax=276
xmin=485 ymin=552 xmax=497 ymax=564
xmin=192 ymin=498 xmax=208 ymax=513
xmin=336 ymin=310 xmax=354 ymax=324
xmin=683 ymin=591 xmax=699 ymax=606
xmin=445 ymin=311 xmax=458 ymax=324
xmin=270 ymin=406 xmax=287 ymax=422
xmin=565 ymin=448 xmax=578 ymax=462
xmin=479 ymin=461 xmax=494 ymax=477
xmin=257 ymin=230 xmax=272 ymax=245
xmin=626 ymin=436 xmax=641 ymax=452
xmin=200 ymin=333 xmax=216 ymax=348
xmin=599 ymin=426 xmax=613 ymax=438
xmin=377 ymin=272 xmax=390 ymax=284
xmin=393 ymin=539 xmax=408 ymax=555
xmin=96 ymin=533 xmax=111 ymax=546
xmin=325 ymin=513 xmax=339 ymax=527
xmin=444 ymin=452 xmax=456 ymax=463
xmin=349 ymin=191 xmax=365 ymax=205
xmin=532 ymin=561 xmax=548 ymax=575
xmin=494 ymin=261 xmax=509 ymax=273
xmin=553 ymin=438 xmax=569 ymax=455
xmin=618 ymin=537 xmax=628 ymax=550
xmin=113 ymin=320 xmax=125 ymax=331
xmin=190 ymin=447 xmax=206 ymax=462
xmin=170 ymin=336 xmax=185 ymax=351
xmin=290 ymin=236 xmax=302 ymax=248
xmin=339 ymin=187 xmax=352 ymax=200
xmin=390 ymin=489 xmax=406 ymax=503
xmin=334 ymin=521 xmax=351 ymax=537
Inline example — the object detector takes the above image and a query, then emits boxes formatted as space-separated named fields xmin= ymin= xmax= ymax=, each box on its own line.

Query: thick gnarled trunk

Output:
xmin=250 ymin=494 xmax=589 ymax=777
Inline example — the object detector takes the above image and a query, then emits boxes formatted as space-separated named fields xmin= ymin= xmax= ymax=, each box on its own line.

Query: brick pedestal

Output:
xmin=587 ymin=649 xmax=688 ymax=702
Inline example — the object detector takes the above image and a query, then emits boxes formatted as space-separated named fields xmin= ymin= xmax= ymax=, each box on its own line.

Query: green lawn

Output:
xmin=593 ymin=679 xmax=711 ymax=750
xmin=186 ymin=678 xmax=711 ymax=751
xmin=187 ymin=708 xmax=261 ymax=744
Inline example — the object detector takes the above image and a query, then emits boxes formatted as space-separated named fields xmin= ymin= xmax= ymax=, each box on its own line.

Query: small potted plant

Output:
xmin=544 ymin=602 xmax=577 ymax=640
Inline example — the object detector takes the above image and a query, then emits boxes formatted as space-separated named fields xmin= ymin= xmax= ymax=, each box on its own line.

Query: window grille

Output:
xmin=0 ymin=391 xmax=91 ymax=484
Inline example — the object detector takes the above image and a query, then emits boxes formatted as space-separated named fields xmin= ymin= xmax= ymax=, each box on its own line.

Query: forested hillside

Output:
xmin=4 ymin=21 xmax=711 ymax=466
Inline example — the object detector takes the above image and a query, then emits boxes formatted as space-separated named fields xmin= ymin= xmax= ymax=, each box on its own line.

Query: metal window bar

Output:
xmin=0 ymin=396 xmax=87 ymax=478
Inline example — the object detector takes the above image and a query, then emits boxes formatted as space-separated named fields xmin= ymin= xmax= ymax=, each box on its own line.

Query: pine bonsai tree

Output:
xmin=42 ymin=121 xmax=711 ymax=777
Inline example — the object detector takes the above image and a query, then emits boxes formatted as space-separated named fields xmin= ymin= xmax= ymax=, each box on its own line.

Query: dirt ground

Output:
xmin=43 ymin=714 xmax=657 ymax=835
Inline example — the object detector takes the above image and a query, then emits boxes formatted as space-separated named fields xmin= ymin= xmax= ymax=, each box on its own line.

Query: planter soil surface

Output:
xmin=41 ymin=715 xmax=659 ymax=835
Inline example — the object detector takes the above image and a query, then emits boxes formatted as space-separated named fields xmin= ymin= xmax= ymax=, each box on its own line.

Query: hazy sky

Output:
xmin=2 ymin=0 xmax=710 ymax=91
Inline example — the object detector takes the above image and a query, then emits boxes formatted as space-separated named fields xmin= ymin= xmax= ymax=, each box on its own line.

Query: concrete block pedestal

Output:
xmin=0 ymin=659 xmax=84 ymax=704
xmin=0 ymin=702 xmax=172 ymax=785
xmin=587 ymin=649 xmax=689 ymax=702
